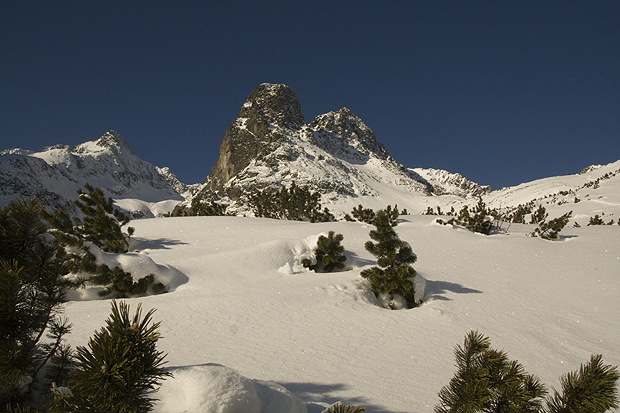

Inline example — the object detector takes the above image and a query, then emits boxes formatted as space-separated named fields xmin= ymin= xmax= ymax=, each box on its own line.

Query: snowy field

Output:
xmin=62 ymin=213 xmax=620 ymax=412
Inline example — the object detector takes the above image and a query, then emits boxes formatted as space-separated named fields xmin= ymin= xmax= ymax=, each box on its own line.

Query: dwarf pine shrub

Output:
xmin=249 ymin=182 xmax=334 ymax=222
xmin=0 ymin=198 xmax=73 ymax=408
xmin=350 ymin=204 xmax=376 ymax=224
xmin=303 ymin=231 xmax=347 ymax=272
xmin=73 ymin=183 xmax=133 ymax=253
xmin=325 ymin=402 xmax=366 ymax=413
xmin=45 ymin=184 xmax=165 ymax=297
xmin=360 ymin=209 xmax=419 ymax=309
xmin=66 ymin=301 xmax=172 ymax=413
xmin=546 ymin=354 xmax=619 ymax=413
xmin=587 ymin=214 xmax=606 ymax=226
xmin=436 ymin=331 xmax=619 ymax=413
xmin=530 ymin=211 xmax=572 ymax=240
xmin=435 ymin=331 xmax=547 ymax=413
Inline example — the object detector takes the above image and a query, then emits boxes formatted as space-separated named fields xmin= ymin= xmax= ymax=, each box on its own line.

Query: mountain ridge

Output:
xmin=0 ymin=130 xmax=184 ymax=217
xmin=176 ymin=83 xmax=491 ymax=216
xmin=1 ymin=84 xmax=618 ymax=225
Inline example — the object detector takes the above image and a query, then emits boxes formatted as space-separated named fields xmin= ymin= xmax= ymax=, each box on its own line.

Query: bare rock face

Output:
xmin=204 ymin=84 xmax=305 ymax=194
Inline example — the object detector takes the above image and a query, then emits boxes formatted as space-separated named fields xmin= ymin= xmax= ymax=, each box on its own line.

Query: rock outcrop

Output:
xmin=177 ymin=83 xmax=490 ymax=216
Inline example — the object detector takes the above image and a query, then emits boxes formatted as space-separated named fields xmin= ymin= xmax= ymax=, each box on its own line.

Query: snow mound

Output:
xmin=114 ymin=198 xmax=182 ymax=218
xmin=154 ymin=364 xmax=306 ymax=413
xmin=65 ymin=244 xmax=187 ymax=300
xmin=277 ymin=233 xmax=326 ymax=274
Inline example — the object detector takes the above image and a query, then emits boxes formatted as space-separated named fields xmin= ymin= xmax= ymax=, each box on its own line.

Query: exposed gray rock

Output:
xmin=204 ymin=84 xmax=305 ymax=195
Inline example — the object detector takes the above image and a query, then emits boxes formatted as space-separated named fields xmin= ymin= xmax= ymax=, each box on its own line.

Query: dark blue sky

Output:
xmin=1 ymin=1 xmax=619 ymax=189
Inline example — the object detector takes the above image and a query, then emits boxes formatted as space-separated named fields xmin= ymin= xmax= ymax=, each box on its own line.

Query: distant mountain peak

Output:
xmin=0 ymin=131 xmax=183 ymax=216
xmin=310 ymin=107 xmax=389 ymax=161
xmin=71 ymin=130 xmax=133 ymax=156
xmin=96 ymin=130 xmax=133 ymax=153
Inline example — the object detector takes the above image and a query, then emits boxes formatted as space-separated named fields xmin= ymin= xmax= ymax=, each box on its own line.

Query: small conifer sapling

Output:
xmin=360 ymin=209 xmax=419 ymax=309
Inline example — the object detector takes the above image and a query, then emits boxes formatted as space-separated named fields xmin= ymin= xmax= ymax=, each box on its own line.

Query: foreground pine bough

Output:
xmin=435 ymin=331 xmax=619 ymax=413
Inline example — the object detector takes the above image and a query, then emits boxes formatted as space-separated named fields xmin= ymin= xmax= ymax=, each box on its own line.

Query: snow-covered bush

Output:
xmin=153 ymin=364 xmax=307 ymax=413
xmin=302 ymin=231 xmax=346 ymax=272
xmin=45 ymin=184 xmax=167 ymax=297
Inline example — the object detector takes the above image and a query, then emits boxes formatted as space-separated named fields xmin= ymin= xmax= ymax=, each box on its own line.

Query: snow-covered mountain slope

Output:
xmin=419 ymin=160 xmax=620 ymax=227
xmin=0 ymin=131 xmax=184 ymax=217
xmin=63 ymin=214 xmax=620 ymax=412
xmin=176 ymin=84 xmax=490 ymax=216
xmin=488 ymin=160 xmax=620 ymax=226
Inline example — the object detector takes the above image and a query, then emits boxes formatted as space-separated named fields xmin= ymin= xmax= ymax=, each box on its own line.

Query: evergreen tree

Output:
xmin=509 ymin=202 xmax=534 ymax=224
xmin=187 ymin=199 xmax=226 ymax=216
xmin=67 ymin=301 xmax=172 ymax=413
xmin=0 ymin=198 xmax=73 ymax=407
xmin=436 ymin=331 xmax=619 ymax=413
xmin=317 ymin=231 xmax=347 ymax=272
xmin=304 ymin=231 xmax=347 ymax=272
xmin=325 ymin=402 xmax=366 ymax=413
xmin=73 ymin=183 xmax=133 ymax=253
xmin=44 ymin=185 xmax=164 ymax=298
xmin=587 ymin=215 xmax=605 ymax=226
xmin=530 ymin=205 xmax=549 ymax=224
xmin=546 ymin=354 xmax=619 ymax=413
xmin=383 ymin=204 xmax=400 ymax=227
xmin=351 ymin=204 xmax=376 ymax=224
xmin=249 ymin=182 xmax=334 ymax=222
xmin=435 ymin=331 xmax=547 ymax=413
xmin=360 ymin=209 xmax=419 ymax=309
xmin=464 ymin=198 xmax=493 ymax=235
xmin=530 ymin=212 xmax=572 ymax=240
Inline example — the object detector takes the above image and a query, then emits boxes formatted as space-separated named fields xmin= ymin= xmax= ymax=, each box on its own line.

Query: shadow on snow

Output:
xmin=280 ymin=381 xmax=409 ymax=413
xmin=424 ymin=279 xmax=482 ymax=301
xmin=129 ymin=237 xmax=189 ymax=250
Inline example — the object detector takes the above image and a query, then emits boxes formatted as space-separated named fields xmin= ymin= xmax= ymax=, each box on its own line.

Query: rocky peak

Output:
xmin=96 ymin=130 xmax=133 ymax=152
xmin=73 ymin=130 xmax=132 ymax=155
xmin=310 ymin=108 xmax=389 ymax=161
xmin=204 ymin=84 xmax=306 ymax=194
xmin=237 ymin=83 xmax=305 ymax=130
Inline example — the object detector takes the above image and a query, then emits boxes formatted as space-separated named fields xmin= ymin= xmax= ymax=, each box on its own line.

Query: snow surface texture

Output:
xmin=63 ymin=213 xmax=620 ymax=412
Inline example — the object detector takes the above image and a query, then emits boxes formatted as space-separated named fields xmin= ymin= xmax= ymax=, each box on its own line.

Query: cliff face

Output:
xmin=204 ymin=84 xmax=305 ymax=194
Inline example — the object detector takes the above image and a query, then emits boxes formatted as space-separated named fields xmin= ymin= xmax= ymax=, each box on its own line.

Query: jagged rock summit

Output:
xmin=0 ymin=130 xmax=185 ymax=216
xmin=178 ymin=83 xmax=490 ymax=216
